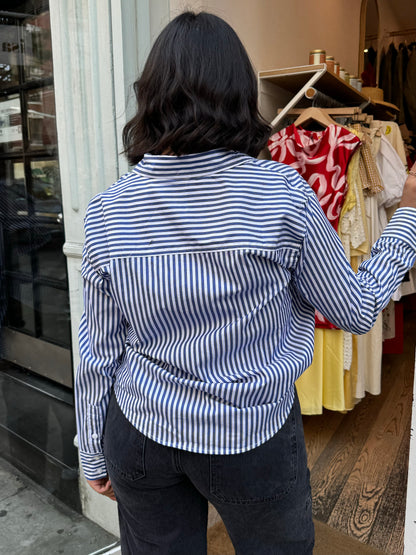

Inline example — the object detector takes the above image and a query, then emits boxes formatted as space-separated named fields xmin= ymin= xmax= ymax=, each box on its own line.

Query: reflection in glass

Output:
xmin=0 ymin=159 xmax=27 ymax=220
xmin=6 ymin=279 xmax=36 ymax=335
xmin=1 ymin=2 xmax=72 ymax=387
xmin=3 ymin=228 xmax=32 ymax=275
xmin=31 ymin=159 xmax=61 ymax=202
xmin=30 ymin=160 xmax=65 ymax=282
xmin=0 ymin=95 xmax=23 ymax=154
xmin=27 ymin=87 xmax=57 ymax=150
xmin=0 ymin=20 xmax=21 ymax=90
xmin=23 ymin=12 xmax=53 ymax=82
xmin=38 ymin=285 xmax=71 ymax=347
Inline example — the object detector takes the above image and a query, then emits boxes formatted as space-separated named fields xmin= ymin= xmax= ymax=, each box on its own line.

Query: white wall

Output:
xmin=170 ymin=0 xmax=363 ymax=76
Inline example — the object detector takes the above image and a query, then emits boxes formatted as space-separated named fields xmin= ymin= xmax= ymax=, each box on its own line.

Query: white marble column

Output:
xmin=49 ymin=0 xmax=169 ymax=534
xmin=405 ymin=348 xmax=416 ymax=554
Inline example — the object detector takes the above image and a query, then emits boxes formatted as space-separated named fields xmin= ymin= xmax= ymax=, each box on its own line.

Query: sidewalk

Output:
xmin=0 ymin=457 xmax=119 ymax=555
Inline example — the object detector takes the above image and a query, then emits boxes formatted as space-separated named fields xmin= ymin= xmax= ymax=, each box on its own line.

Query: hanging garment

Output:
xmin=355 ymin=314 xmax=383 ymax=399
xmin=341 ymin=130 xmax=370 ymax=258
xmin=268 ymin=124 xmax=361 ymax=232
xmin=340 ymin=142 xmax=371 ymax=410
xmin=343 ymin=334 xmax=358 ymax=411
xmin=372 ymin=139 xmax=408 ymax=367
xmin=296 ymin=142 xmax=370 ymax=415
xmin=404 ymin=43 xmax=416 ymax=132
xmin=380 ymin=43 xmax=398 ymax=103
xmin=370 ymin=124 xmax=416 ymax=303
xmin=393 ymin=43 xmax=409 ymax=126
xmin=370 ymin=120 xmax=407 ymax=168
xmin=269 ymin=123 xmax=360 ymax=329
xmin=375 ymin=135 xmax=407 ymax=234
xmin=343 ymin=135 xmax=387 ymax=404
xmin=354 ymin=128 xmax=384 ymax=195
xmin=379 ymin=48 xmax=386 ymax=97
xmin=361 ymin=47 xmax=377 ymax=87
xmin=393 ymin=268 xmax=416 ymax=301
xmin=295 ymin=328 xmax=345 ymax=415
xmin=383 ymin=299 xmax=396 ymax=340
xmin=354 ymin=194 xmax=384 ymax=401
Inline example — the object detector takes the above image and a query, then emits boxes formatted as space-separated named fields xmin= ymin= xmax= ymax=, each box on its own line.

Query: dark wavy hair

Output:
xmin=123 ymin=11 xmax=271 ymax=164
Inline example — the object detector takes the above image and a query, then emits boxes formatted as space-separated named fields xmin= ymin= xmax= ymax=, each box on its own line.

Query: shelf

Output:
xmin=258 ymin=64 xmax=399 ymax=127
xmin=259 ymin=64 xmax=368 ymax=105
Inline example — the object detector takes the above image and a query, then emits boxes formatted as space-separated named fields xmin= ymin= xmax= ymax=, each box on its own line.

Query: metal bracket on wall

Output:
xmin=269 ymin=65 xmax=328 ymax=129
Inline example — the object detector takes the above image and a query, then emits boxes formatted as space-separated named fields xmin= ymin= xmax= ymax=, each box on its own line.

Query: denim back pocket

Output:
xmin=103 ymin=393 xmax=146 ymax=481
xmin=209 ymin=406 xmax=298 ymax=504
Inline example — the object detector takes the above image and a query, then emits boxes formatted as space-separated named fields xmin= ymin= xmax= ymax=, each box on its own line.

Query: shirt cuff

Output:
xmin=79 ymin=451 xmax=108 ymax=481
xmin=379 ymin=207 xmax=416 ymax=251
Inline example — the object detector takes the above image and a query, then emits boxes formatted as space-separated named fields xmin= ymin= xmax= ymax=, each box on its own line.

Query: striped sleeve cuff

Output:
xmin=377 ymin=207 xmax=416 ymax=251
xmin=79 ymin=451 xmax=108 ymax=481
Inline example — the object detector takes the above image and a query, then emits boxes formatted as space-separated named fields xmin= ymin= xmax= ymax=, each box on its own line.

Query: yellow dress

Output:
xmin=296 ymin=328 xmax=345 ymax=414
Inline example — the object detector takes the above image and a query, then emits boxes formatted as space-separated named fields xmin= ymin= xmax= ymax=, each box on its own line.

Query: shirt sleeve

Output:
xmin=75 ymin=200 xmax=127 ymax=481
xmin=293 ymin=190 xmax=416 ymax=334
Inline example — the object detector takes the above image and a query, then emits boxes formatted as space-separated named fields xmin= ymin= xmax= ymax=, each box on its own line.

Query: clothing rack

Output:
xmin=258 ymin=65 xmax=399 ymax=133
xmin=386 ymin=28 xmax=416 ymax=38
xmin=366 ymin=28 xmax=416 ymax=42
xmin=277 ymin=106 xmax=373 ymax=125
xmin=259 ymin=65 xmax=369 ymax=131
xmin=305 ymin=87 xmax=344 ymax=108
xmin=364 ymin=30 xmax=416 ymax=82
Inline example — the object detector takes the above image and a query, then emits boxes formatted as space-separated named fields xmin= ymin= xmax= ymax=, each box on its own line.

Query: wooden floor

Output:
xmin=304 ymin=305 xmax=416 ymax=555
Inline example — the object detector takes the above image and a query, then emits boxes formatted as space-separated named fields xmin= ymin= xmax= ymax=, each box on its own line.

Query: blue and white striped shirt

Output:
xmin=75 ymin=149 xmax=416 ymax=480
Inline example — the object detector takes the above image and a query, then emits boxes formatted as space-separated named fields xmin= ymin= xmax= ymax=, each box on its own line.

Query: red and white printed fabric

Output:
xmin=268 ymin=124 xmax=361 ymax=232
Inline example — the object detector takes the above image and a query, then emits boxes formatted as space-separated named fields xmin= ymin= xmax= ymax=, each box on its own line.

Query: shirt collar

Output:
xmin=134 ymin=149 xmax=249 ymax=180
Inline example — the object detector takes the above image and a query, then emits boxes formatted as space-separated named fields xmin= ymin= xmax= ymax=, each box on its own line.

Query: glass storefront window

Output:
xmin=0 ymin=19 xmax=21 ymax=90
xmin=38 ymin=285 xmax=71 ymax=346
xmin=0 ymin=159 xmax=31 ymax=274
xmin=0 ymin=1 xmax=78 ymax=511
xmin=27 ymin=87 xmax=57 ymax=150
xmin=30 ymin=159 xmax=66 ymax=282
xmin=31 ymin=159 xmax=61 ymax=204
xmin=0 ymin=95 xmax=23 ymax=154
xmin=3 ymin=227 xmax=32 ymax=275
xmin=1 ymin=159 xmax=27 ymax=216
xmin=1 ymin=2 xmax=71 ymax=378
xmin=6 ymin=279 xmax=36 ymax=335
xmin=23 ymin=12 xmax=53 ymax=82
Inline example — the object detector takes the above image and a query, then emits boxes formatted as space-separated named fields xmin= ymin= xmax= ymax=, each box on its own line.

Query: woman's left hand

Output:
xmin=87 ymin=476 xmax=117 ymax=501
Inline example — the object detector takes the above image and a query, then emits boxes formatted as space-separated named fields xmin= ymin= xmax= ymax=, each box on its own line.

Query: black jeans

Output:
xmin=104 ymin=391 xmax=314 ymax=554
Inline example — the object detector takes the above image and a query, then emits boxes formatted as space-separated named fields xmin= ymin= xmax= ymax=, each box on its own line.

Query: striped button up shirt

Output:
xmin=75 ymin=149 xmax=416 ymax=480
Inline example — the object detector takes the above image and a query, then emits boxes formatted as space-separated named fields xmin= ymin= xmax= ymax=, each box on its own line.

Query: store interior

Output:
xmin=170 ymin=0 xmax=415 ymax=553
xmin=0 ymin=1 xmax=415 ymax=552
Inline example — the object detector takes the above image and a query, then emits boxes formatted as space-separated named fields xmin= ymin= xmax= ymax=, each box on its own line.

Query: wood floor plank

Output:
xmin=303 ymin=307 xmax=415 ymax=551
xmin=368 ymin=415 xmax=411 ymax=554
xmin=326 ymin=338 xmax=414 ymax=544
xmin=309 ymin=363 xmax=398 ymax=522
xmin=303 ymin=410 xmax=344 ymax=470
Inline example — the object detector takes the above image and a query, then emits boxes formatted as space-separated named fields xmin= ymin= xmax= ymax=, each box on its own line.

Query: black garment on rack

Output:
xmin=379 ymin=43 xmax=398 ymax=103
xmin=404 ymin=43 xmax=416 ymax=132
xmin=393 ymin=43 xmax=409 ymax=126
xmin=361 ymin=47 xmax=377 ymax=87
